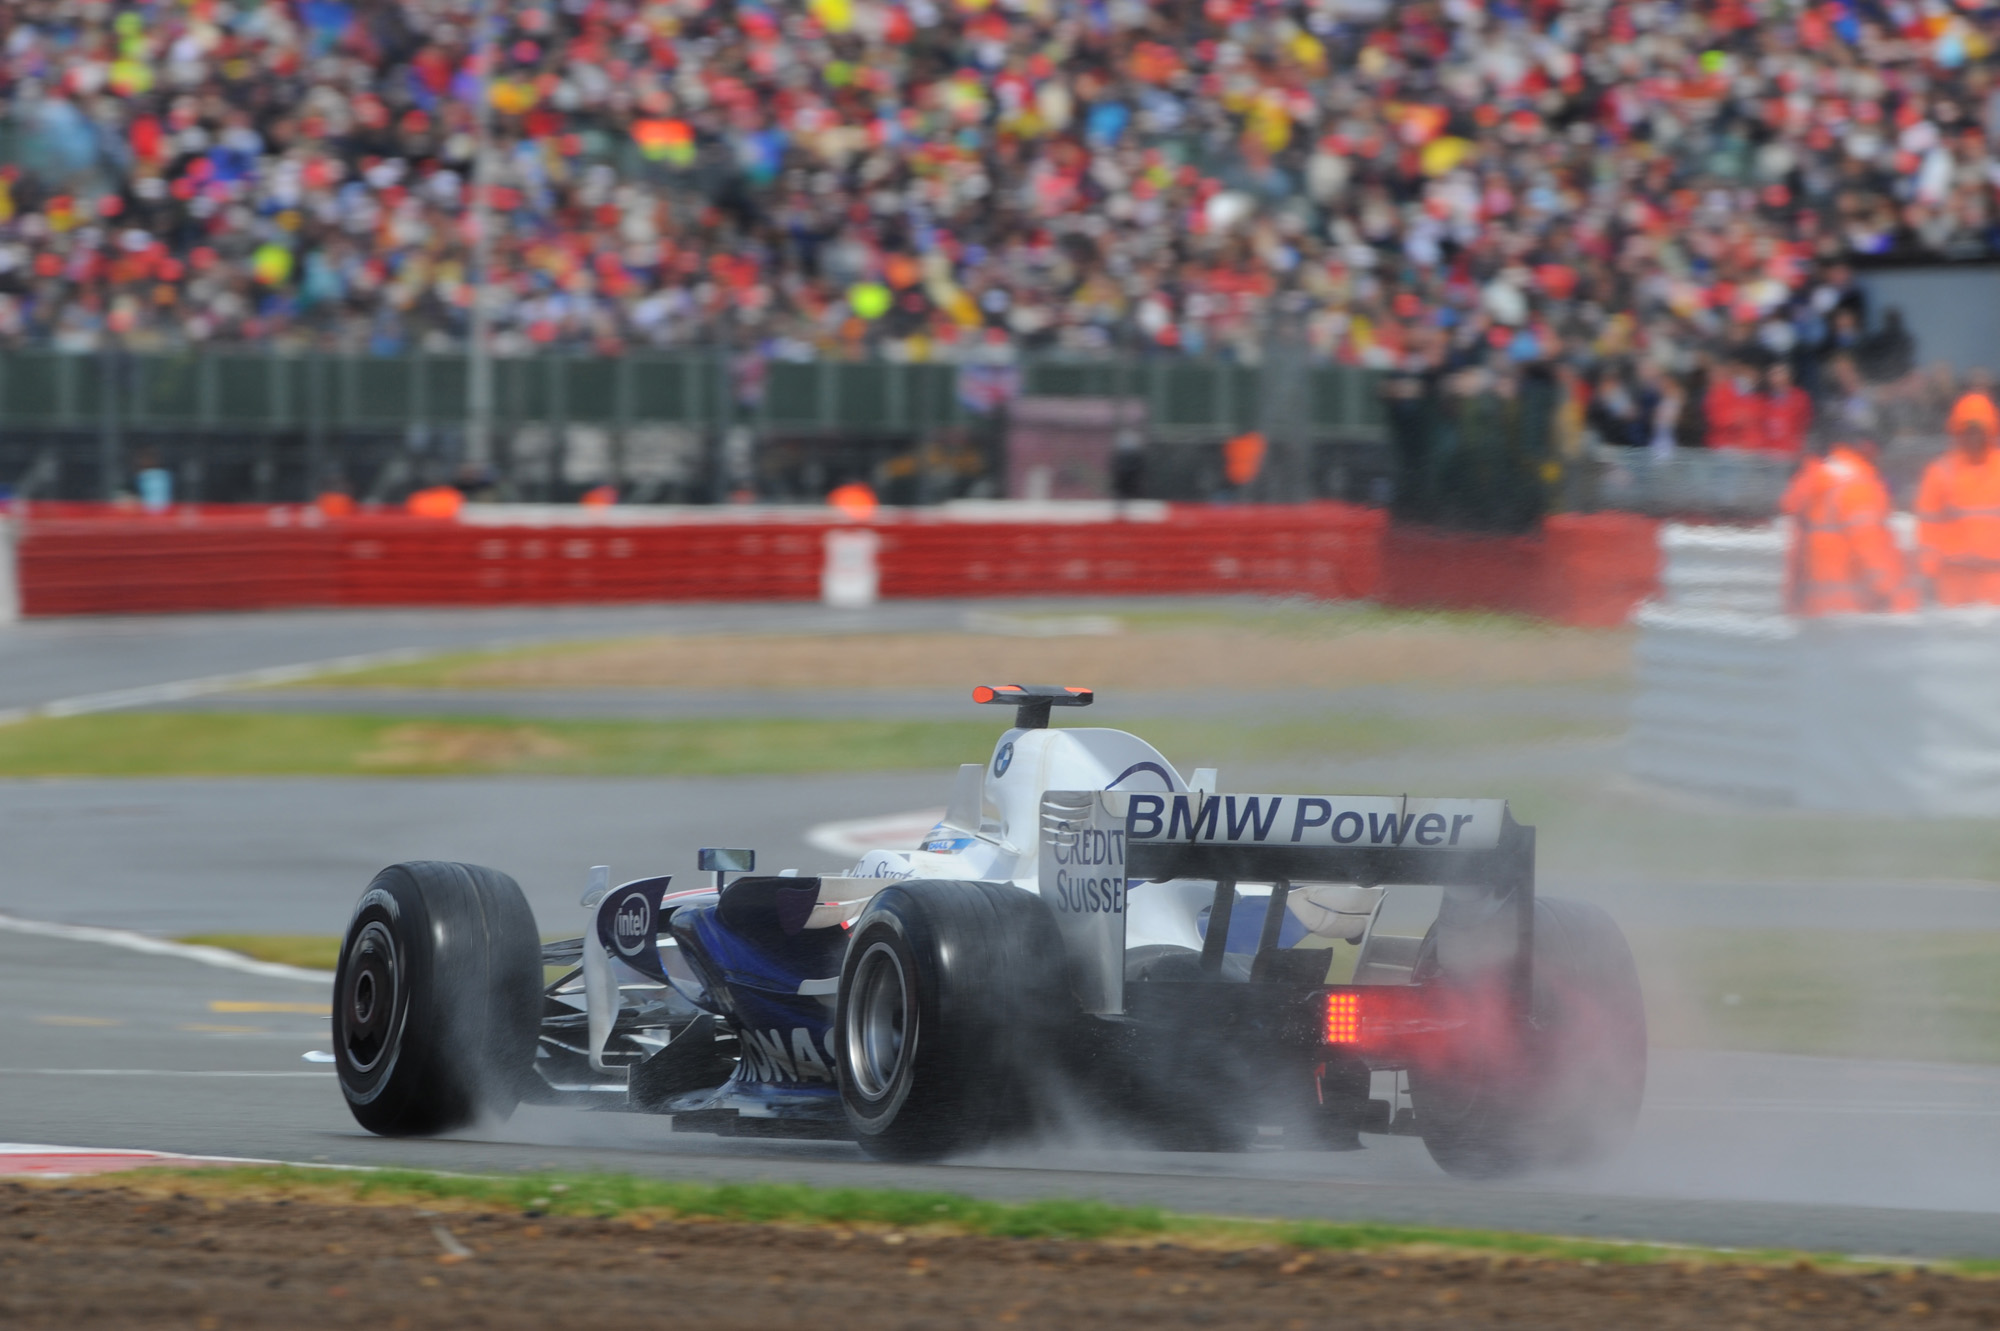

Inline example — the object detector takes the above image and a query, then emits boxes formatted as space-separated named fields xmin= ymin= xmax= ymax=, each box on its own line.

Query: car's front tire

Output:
xmin=333 ymin=861 xmax=541 ymax=1137
xmin=835 ymin=880 xmax=1070 ymax=1161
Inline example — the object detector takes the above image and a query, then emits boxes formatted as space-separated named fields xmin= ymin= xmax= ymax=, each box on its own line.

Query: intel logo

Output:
xmin=612 ymin=893 xmax=651 ymax=956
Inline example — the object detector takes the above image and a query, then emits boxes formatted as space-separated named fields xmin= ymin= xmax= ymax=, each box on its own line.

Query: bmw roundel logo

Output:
xmin=993 ymin=741 xmax=1014 ymax=778
xmin=612 ymin=892 xmax=652 ymax=957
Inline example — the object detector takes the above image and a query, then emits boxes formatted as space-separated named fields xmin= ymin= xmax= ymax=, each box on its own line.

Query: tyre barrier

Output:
xmin=12 ymin=502 xmax=1657 ymax=625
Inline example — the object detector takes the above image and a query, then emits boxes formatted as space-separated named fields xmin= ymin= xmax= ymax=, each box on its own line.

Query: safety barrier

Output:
xmin=1627 ymin=522 xmax=2000 ymax=814
xmin=17 ymin=510 xmax=826 ymax=616
xmin=1377 ymin=512 xmax=1662 ymax=628
xmin=12 ymin=502 xmax=1656 ymax=624
xmin=875 ymin=505 xmax=1386 ymax=602
xmin=15 ymin=503 xmax=1388 ymax=618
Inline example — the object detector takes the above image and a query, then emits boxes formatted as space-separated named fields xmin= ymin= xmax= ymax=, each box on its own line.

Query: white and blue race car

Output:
xmin=331 ymin=685 xmax=1646 ymax=1177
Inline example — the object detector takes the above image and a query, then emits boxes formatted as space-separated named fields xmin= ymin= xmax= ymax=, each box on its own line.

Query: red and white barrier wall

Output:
xmin=8 ymin=501 xmax=1658 ymax=626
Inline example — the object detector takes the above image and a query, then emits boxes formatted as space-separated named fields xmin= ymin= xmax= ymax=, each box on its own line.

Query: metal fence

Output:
xmin=0 ymin=350 xmax=1390 ymax=503
xmin=1385 ymin=377 xmax=1561 ymax=534
xmin=0 ymin=351 xmax=1387 ymax=437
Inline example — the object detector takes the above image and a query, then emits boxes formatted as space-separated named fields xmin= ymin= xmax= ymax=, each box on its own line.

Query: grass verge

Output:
xmin=109 ymin=1165 xmax=1946 ymax=1273
xmin=1503 ymin=777 xmax=2000 ymax=886
xmin=281 ymin=618 xmax=1630 ymax=694
xmin=0 ymin=709 xmax=1608 ymax=777
xmin=1631 ymin=928 xmax=2000 ymax=1065
xmin=0 ymin=713 xmax=997 ymax=776
xmin=174 ymin=934 xmax=343 ymax=972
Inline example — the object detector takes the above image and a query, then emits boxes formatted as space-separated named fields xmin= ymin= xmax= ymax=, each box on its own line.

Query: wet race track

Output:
xmin=2 ymin=606 xmax=1999 ymax=1260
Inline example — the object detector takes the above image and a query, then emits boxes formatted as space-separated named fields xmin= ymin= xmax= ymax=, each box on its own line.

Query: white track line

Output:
xmin=0 ymin=913 xmax=331 ymax=984
xmin=0 ymin=1069 xmax=331 ymax=1077
xmin=0 ymin=646 xmax=442 ymax=727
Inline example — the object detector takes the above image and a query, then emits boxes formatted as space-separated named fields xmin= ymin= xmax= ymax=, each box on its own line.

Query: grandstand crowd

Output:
xmin=0 ymin=0 xmax=1997 ymax=445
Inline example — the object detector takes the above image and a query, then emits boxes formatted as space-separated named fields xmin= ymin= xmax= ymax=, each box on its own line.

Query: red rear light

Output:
xmin=1324 ymin=986 xmax=1478 ymax=1058
xmin=1323 ymin=991 xmax=1362 ymax=1045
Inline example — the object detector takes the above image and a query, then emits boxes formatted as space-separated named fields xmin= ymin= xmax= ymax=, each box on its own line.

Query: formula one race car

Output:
xmin=332 ymin=685 xmax=1646 ymax=1178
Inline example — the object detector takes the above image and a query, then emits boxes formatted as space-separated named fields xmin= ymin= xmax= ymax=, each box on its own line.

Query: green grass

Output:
xmin=1631 ymin=929 xmax=2000 ymax=1065
xmin=1147 ymin=712 xmax=1611 ymax=766
xmin=1505 ymin=779 xmax=2000 ymax=885
xmin=119 ymin=1165 xmax=1899 ymax=1271
xmin=0 ymin=713 xmax=999 ymax=777
xmin=0 ymin=709 xmax=1609 ymax=778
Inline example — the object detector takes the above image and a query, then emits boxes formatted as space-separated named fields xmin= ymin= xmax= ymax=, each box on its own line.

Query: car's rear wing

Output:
xmin=1040 ymin=791 xmax=1534 ymax=1019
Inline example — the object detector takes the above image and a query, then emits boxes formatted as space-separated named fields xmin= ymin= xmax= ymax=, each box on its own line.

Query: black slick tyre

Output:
xmin=1409 ymin=896 xmax=1646 ymax=1180
xmin=835 ymin=880 xmax=1069 ymax=1161
xmin=333 ymin=861 xmax=542 ymax=1137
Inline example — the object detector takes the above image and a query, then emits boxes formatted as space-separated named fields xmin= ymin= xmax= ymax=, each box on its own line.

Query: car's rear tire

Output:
xmin=835 ymin=880 xmax=1070 ymax=1161
xmin=1409 ymin=896 xmax=1646 ymax=1180
xmin=333 ymin=861 xmax=542 ymax=1137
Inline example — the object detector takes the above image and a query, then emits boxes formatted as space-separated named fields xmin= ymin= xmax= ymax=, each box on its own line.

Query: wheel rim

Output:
xmin=341 ymin=920 xmax=399 ymax=1074
xmin=844 ymin=941 xmax=911 ymax=1103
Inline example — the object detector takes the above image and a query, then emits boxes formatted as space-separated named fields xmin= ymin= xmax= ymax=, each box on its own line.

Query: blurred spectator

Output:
xmin=1585 ymin=365 xmax=1643 ymax=451
xmin=406 ymin=484 xmax=463 ymax=518
xmin=1822 ymin=355 xmax=1882 ymax=442
xmin=1704 ymin=355 xmax=1763 ymax=452
xmin=133 ymin=447 xmax=172 ymax=511
xmin=1818 ymin=311 xmax=1871 ymax=383
xmin=6 ymin=0 xmax=2000 ymax=379
xmin=827 ymin=479 xmax=878 ymax=519
xmin=1858 ymin=308 xmax=1918 ymax=384
xmin=1762 ymin=363 xmax=1812 ymax=456
xmin=1222 ymin=431 xmax=1266 ymax=499
xmin=1110 ymin=423 xmax=1145 ymax=503
xmin=1640 ymin=361 xmax=1683 ymax=457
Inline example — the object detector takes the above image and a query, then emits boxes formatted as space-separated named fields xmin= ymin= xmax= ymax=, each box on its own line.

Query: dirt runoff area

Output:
xmin=4 ymin=1183 xmax=1995 ymax=1330
xmin=416 ymin=624 xmax=1630 ymax=693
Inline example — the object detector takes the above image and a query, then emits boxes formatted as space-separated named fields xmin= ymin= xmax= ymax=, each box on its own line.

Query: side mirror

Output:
xmin=698 ymin=848 xmax=756 ymax=873
xmin=698 ymin=848 xmax=755 ymax=888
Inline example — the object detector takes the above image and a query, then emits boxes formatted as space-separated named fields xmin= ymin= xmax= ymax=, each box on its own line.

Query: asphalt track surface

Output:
xmin=4 ymin=606 xmax=2000 ymax=1258
xmin=6 ymin=927 xmax=2000 ymax=1259
xmin=0 ymin=772 xmax=943 ymax=935
xmin=0 ymin=601 xmax=1034 ymax=714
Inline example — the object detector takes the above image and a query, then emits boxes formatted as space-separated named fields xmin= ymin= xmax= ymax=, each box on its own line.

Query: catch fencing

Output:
xmin=0 ymin=350 xmax=1389 ymax=505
